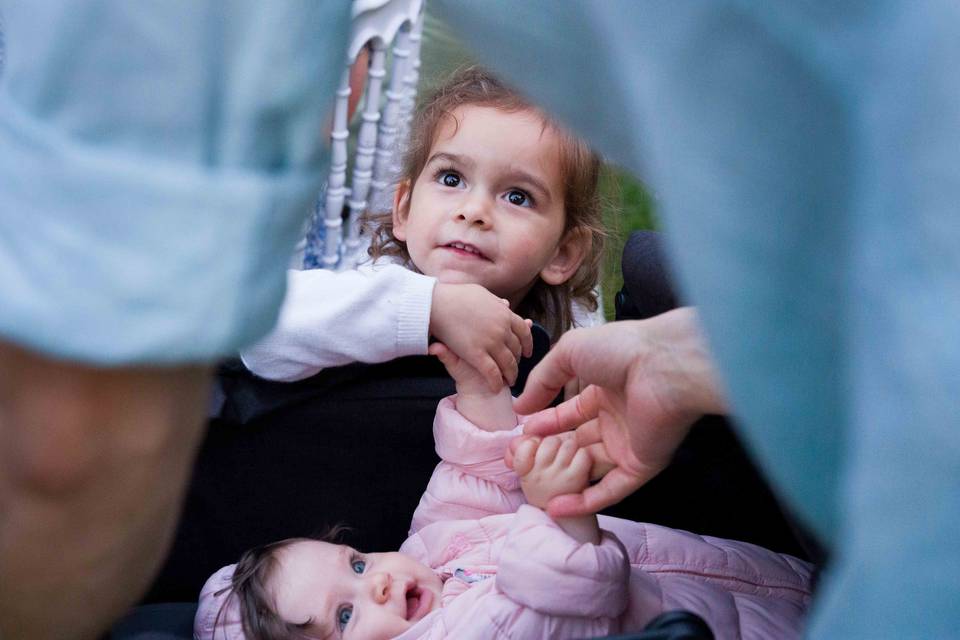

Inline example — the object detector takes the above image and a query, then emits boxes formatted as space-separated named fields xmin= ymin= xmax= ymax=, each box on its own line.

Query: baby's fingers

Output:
xmin=534 ymin=435 xmax=563 ymax=468
xmin=547 ymin=468 xmax=642 ymax=518
xmin=569 ymin=447 xmax=594 ymax=483
xmin=553 ymin=436 xmax=580 ymax=468
xmin=428 ymin=342 xmax=459 ymax=371
xmin=512 ymin=437 xmax=540 ymax=477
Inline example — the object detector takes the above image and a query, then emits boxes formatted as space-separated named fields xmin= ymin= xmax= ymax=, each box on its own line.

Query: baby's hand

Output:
xmin=429 ymin=342 xmax=491 ymax=397
xmin=430 ymin=283 xmax=533 ymax=392
xmin=513 ymin=434 xmax=592 ymax=510
xmin=431 ymin=342 xmax=518 ymax=432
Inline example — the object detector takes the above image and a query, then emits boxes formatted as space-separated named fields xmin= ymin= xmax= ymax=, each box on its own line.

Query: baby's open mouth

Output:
xmin=405 ymin=585 xmax=429 ymax=621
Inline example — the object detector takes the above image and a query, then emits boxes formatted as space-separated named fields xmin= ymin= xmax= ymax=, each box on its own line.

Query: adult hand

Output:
xmin=512 ymin=307 xmax=727 ymax=517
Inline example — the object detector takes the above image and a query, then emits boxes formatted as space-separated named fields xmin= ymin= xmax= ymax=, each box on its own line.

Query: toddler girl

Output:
xmin=240 ymin=66 xmax=605 ymax=391
xmin=195 ymin=346 xmax=814 ymax=640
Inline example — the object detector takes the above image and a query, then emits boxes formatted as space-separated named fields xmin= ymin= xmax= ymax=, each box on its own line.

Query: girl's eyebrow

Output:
xmin=504 ymin=168 xmax=551 ymax=200
xmin=426 ymin=152 xmax=474 ymax=168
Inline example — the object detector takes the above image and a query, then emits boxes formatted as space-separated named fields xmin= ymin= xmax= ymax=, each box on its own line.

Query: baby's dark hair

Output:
xmin=214 ymin=526 xmax=351 ymax=640
xmin=361 ymin=65 xmax=605 ymax=339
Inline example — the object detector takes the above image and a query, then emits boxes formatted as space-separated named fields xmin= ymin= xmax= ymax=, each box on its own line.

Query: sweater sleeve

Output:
xmin=239 ymin=264 xmax=436 ymax=381
xmin=409 ymin=396 xmax=526 ymax=534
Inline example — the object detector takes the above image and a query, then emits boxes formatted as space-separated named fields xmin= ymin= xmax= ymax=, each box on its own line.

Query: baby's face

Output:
xmin=269 ymin=540 xmax=442 ymax=639
xmin=393 ymin=105 xmax=572 ymax=306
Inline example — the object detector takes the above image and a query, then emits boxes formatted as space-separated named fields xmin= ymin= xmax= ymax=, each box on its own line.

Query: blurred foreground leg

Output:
xmin=0 ymin=341 xmax=211 ymax=640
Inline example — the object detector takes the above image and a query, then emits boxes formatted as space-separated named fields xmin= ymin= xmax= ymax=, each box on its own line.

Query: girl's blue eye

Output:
xmin=351 ymin=559 xmax=366 ymax=574
xmin=440 ymin=171 xmax=461 ymax=187
xmin=507 ymin=190 xmax=530 ymax=207
xmin=337 ymin=605 xmax=353 ymax=631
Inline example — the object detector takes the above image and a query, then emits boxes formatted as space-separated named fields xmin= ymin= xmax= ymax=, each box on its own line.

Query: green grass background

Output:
xmin=597 ymin=168 xmax=657 ymax=319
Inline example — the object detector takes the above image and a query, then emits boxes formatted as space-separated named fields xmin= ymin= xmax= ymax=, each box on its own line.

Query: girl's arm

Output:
xmin=240 ymin=264 xmax=435 ymax=381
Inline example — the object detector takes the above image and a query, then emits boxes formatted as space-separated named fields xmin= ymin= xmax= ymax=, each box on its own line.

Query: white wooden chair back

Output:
xmin=301 ymin=0 xmax=425 ymax=271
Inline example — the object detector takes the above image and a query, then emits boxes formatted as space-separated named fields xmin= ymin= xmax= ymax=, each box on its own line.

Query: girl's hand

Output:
xmin=429 ymin=283 xmax=533 ymax=392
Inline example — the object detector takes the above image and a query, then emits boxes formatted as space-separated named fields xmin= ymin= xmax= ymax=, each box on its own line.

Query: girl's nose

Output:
xmin=371 ymin=572 xmax=391 ymax=604
xmin=456 ymin=195 xmax=491 ymax=228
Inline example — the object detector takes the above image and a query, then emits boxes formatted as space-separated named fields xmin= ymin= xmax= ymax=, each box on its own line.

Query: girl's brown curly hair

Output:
xmin=361 ymin=66 xmax=605 ymax=340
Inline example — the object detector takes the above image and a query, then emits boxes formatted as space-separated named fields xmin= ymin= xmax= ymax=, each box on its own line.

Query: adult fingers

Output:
xmin=572 ymin=416 xmax=602 ymax=447
xmin=521 ymin=386 xmax=601 ymax=436
xmin=546 ymin=467 xmax=643 ymax=517
xmin=513 ymin=334 xmax=580 ymax=414
xmin=584 ymin=442 xmax=616 ymax=480
xmin=517 ymin=323 xmax=646 ymax=414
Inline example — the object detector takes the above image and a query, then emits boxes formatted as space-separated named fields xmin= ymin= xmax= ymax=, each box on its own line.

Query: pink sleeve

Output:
xmin=496 ymin=505 xmax=632 ymax=618
xmin=427 ymin=506 xmax=640 ymax=640
xmin=409 ymin=396 xmax=526 ymax=534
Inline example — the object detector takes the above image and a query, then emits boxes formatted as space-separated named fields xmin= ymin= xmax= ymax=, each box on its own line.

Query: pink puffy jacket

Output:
xmin=390 ymin=397 xmax=813 ymax=640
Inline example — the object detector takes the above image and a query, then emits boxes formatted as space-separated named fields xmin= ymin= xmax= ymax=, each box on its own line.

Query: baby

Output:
xmin=240 ymin=67 xmax=606 ymax=392
xmin=195 ymin=345 xmax=814 ymax=640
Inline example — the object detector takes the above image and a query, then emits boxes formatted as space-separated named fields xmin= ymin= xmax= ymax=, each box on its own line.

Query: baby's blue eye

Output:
xmin=441 ymin=172 xmax=461 ymax=187
xmin=507 ymin=190 xmax=529 ymax=206
xmin=337 ymin=605 xmax=353 ymax=631
xmin=351 ymin=559 xmax=366 ymax=574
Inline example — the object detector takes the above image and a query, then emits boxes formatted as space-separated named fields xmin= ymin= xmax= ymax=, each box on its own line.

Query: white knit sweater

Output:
xmin=240 ymin=262 xmax=436 ymax=381
xmin=240 ymin=261 xmax=603 ymax=382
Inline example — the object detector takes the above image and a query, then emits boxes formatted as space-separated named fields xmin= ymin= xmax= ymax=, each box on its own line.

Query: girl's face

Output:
xmin=393 ymin=105 xmax=586 ymax=307
xmin=269 ymin=540 xmax=443 ymax=639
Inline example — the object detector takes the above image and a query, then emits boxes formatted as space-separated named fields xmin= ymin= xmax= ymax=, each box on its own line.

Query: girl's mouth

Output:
xmin=443 ymin=241 xmax=488 ymax=260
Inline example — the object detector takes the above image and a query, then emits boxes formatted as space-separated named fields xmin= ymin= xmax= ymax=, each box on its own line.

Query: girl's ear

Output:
xmin=392 ymin=180 xmax=412 ymax=242
xmin=540 ymin=227 xmax=591 ymax=286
